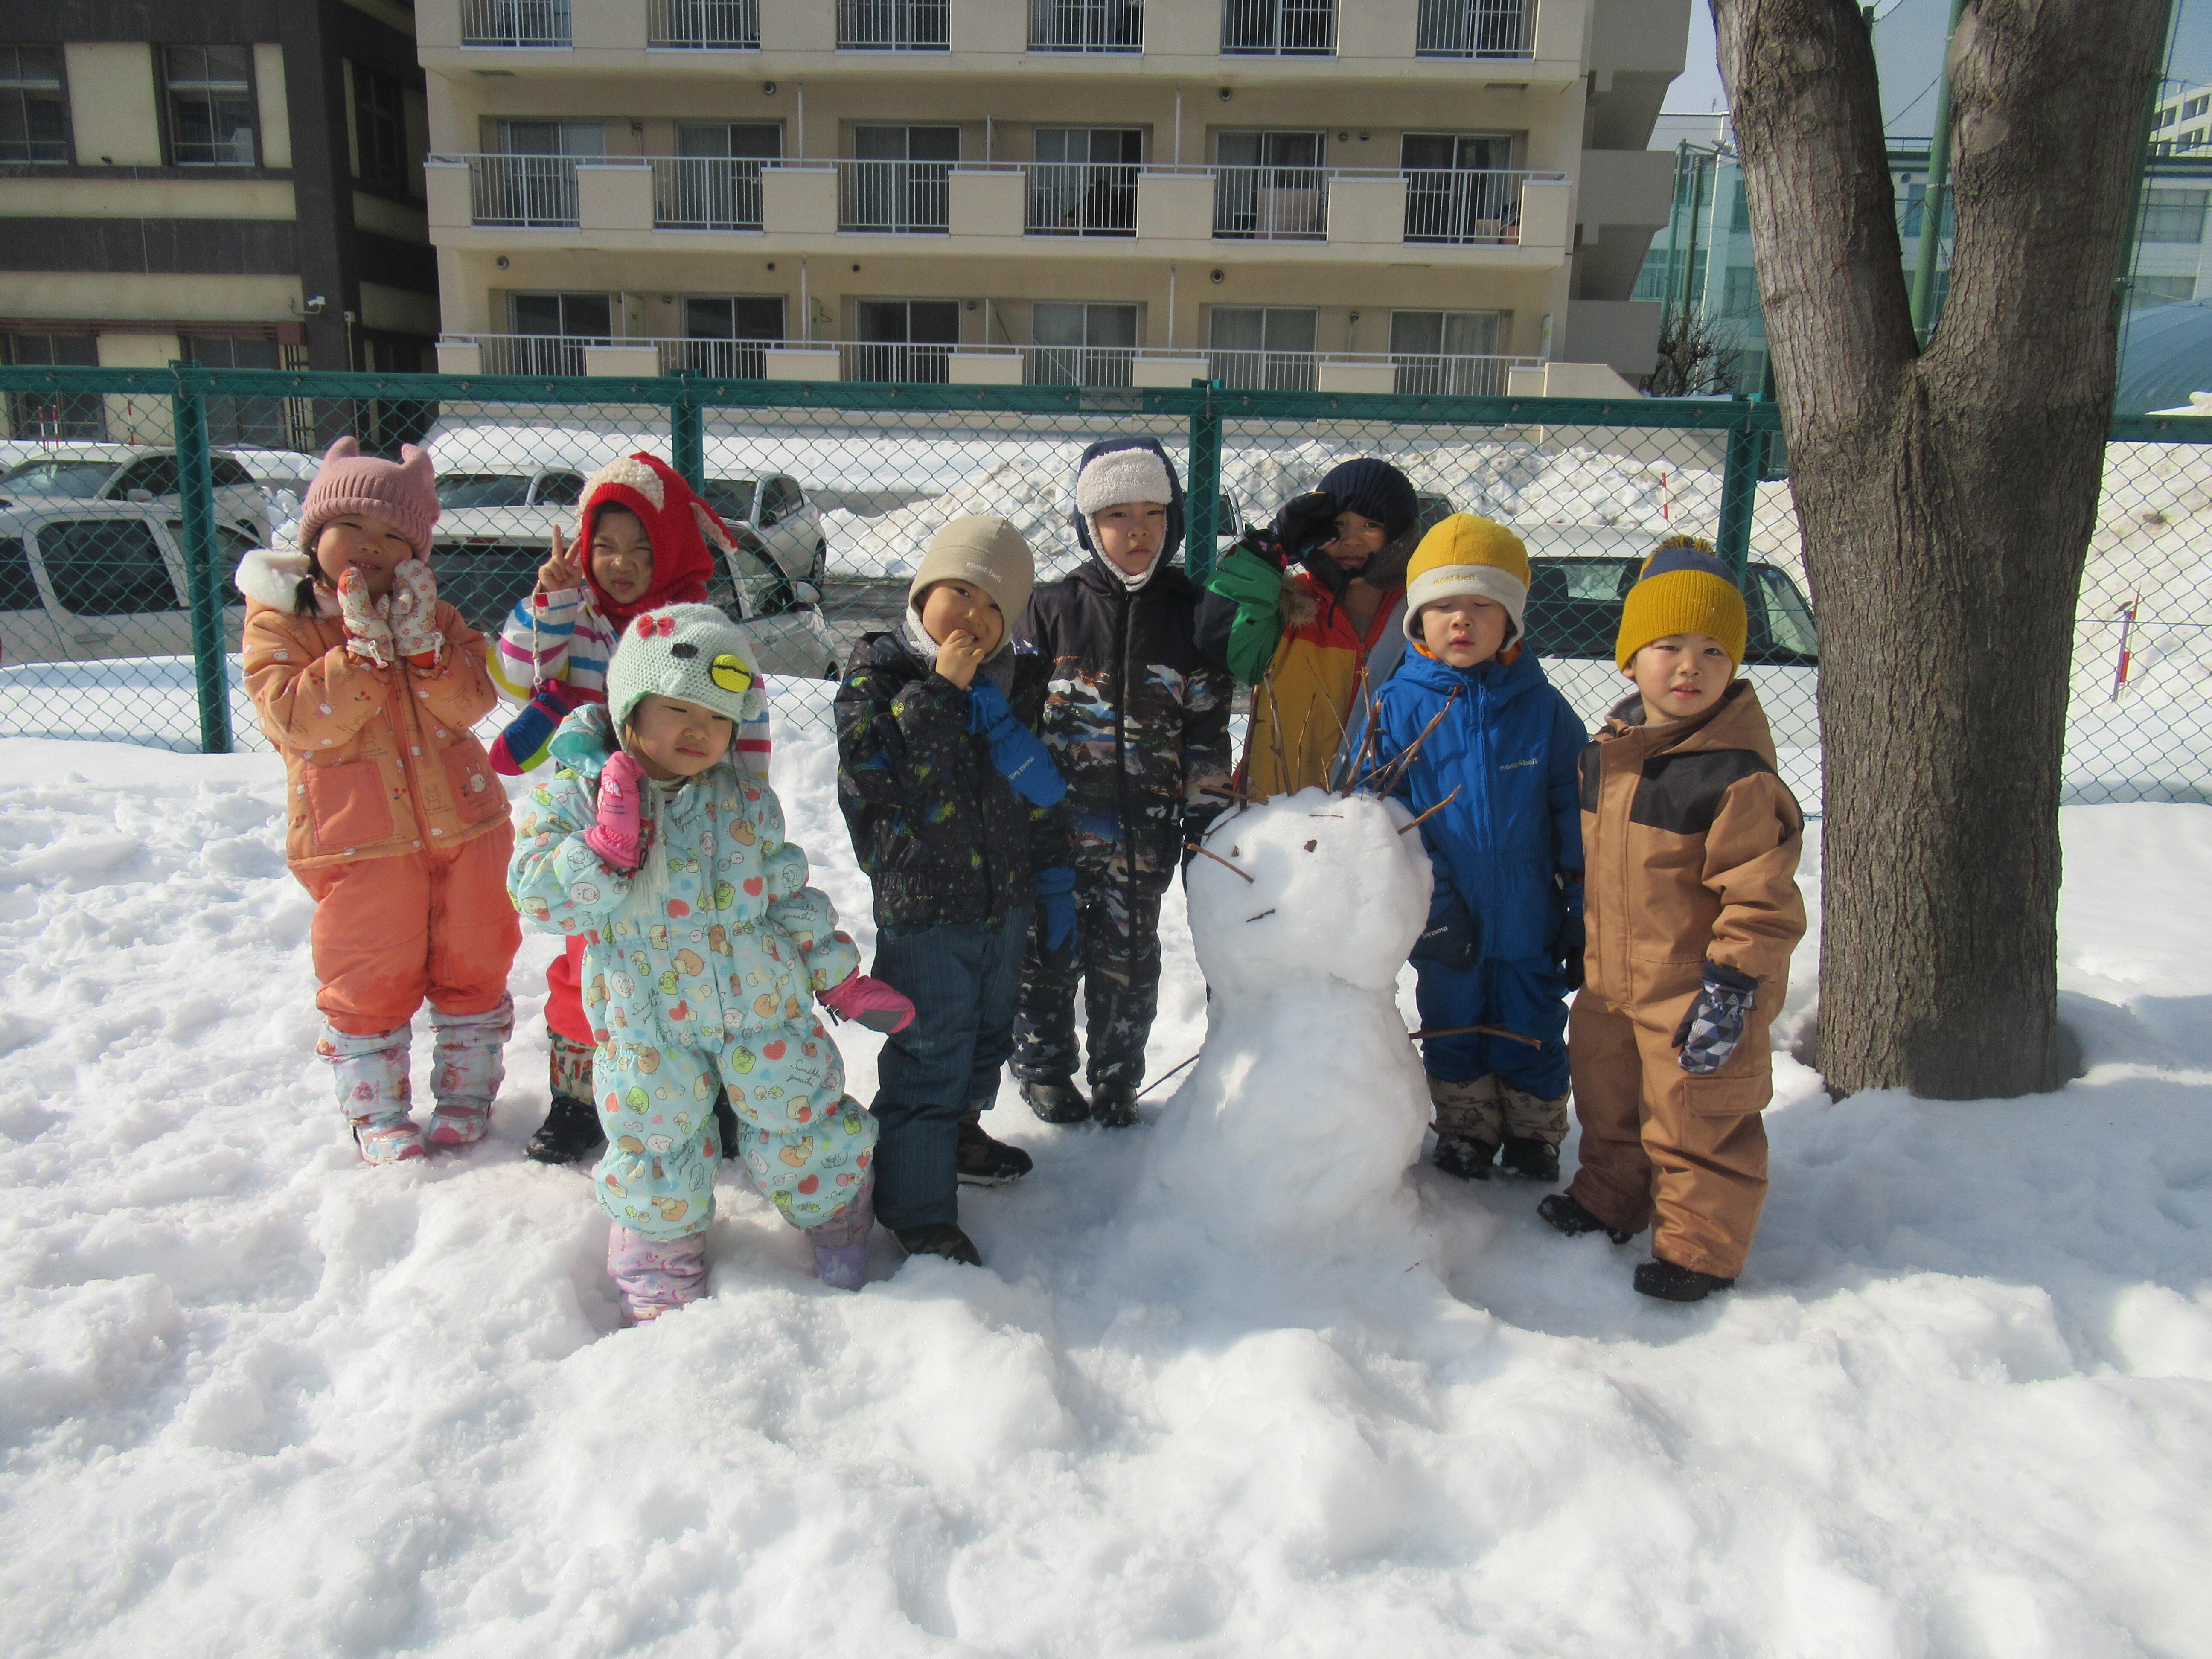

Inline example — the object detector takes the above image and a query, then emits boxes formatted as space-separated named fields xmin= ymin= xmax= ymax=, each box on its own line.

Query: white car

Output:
xmin=0 ymin=445 xmax=272 ymax=544
xmin=0 ymin=501 xmax=258 ymax=665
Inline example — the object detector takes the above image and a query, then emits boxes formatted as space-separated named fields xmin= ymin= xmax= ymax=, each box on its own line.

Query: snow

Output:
xmin=4 ymin=710 xmax=2212 ymax=1656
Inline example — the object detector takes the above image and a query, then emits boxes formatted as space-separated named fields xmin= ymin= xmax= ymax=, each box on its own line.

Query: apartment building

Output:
xmin=419 ymin=0 xmax=1684 ymax=394
xmin=0 ymin=1 xmax=437 ymax=443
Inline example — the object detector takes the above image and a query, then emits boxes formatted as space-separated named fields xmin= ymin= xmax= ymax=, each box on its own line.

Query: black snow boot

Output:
xmin=1536 ymin=1192 xmax=1636 ymax=1245
xmin=1019 ymin=1076 xmax=1091 ymax=1125
xmin=892 ymin=1223 xmax=983 ymax=1268
xmin=1497 ymin=1135 xmax=1560 ymax=1183
xmin=1090 ymin=1083 xmax=1141 ymax=1128
xmin=712 ymin=1091 xmax=739 ymax=1161
xmin=525 ymin=1094 xmax=605 ymax=1165
xmin=1432 ymin=1132 xmax=1498 ymax=1181
xmin=956 ymin=1120 xmax=1034 ymax=1184
xmin=1633 ymin=1259 xmax=1736 ymax=1303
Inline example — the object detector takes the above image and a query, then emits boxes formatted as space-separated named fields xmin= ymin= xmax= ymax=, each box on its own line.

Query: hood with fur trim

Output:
xmin=1069 ymin=436 xmax=1185 ymax=589
xmin=571 ymin=454 xmax=726 ymax=629
xmin=234 ymin=544 xmax=340 ymax=617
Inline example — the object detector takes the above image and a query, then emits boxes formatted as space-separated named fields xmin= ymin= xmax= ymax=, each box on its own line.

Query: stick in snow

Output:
xmin=1396 ymin=785 xmax=1461 ymax=834
xmin=1187 ymin=841 xmax=1255 ymax=882
xmin=1406 ymin=1022 xmax=1544 ymax=1049
xmin=1133 ymin=1050 xmax=1202 ymax=1103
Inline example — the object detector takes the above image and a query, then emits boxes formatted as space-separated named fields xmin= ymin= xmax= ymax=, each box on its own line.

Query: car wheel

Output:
xmin=809 ymin=541 xmax=827 ymax=584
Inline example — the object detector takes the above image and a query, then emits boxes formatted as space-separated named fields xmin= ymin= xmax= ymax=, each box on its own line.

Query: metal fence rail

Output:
xmin=3 ymin=364 xmax=2208 ymax=810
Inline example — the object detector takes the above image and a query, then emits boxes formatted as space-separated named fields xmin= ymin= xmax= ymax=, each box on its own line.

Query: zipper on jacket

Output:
xmin=1115 ymin=585 xmax=1135 ymax=917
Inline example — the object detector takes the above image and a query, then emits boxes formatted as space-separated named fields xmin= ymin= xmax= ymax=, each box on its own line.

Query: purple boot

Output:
xmin=608 ymin=1225 xmax=707 ymax=1322
xmin=806 ymin=1174 xmax=875 ymax=1291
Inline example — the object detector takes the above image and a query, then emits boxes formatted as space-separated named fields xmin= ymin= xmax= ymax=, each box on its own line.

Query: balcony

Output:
xmin=647 ymin=0 xmax=760 ymax=49
xmin=652 ymin=157 xmax=766 ymax=229
xmin=1403 ymin=168 xmax=1532 ymax=243
xmin=1211 ymin=164 xmax=1329 ymax=239
xmin=1221 ymin=0 xmax=1336 ymax=55
xmin=837 ymin=158 xmax=951 ymax=232
xmin=1027 ymin=162 xmax=1139 ymax=236
xmin=1028 ymin=0 xmax=1142 ymax=52
xmin=460 ymin=0 xmax=570 ymax=46
xmin=1416 ymin=0 xmax=1534 ymax=58
xmin=466 ymin=154 xmax=581 ymax=227
xmin=837 ymin=0 xmax=949 ymax=50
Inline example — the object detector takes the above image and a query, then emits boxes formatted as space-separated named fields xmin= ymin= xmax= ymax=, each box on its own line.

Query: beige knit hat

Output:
xmin=907 ymin=515 xmax=1035 ymax=624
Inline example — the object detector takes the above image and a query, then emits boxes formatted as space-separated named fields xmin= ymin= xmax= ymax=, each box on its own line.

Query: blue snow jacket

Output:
xmin=1357 ymin=643 xmax=1586 ymax=963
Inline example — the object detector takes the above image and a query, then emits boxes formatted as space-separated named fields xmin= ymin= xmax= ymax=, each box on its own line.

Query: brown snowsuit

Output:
xmin=1567 ymin=681 xmax=1805 ymax=1279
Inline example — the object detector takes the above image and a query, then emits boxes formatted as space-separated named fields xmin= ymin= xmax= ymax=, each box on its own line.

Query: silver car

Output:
xmin=0 ymin=501 xmax=256 ymax=666
xmin=0 ymin=445 xmax=272 ymax=544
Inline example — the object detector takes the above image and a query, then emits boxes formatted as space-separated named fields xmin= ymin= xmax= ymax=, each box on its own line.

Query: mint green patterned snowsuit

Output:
xmin=509 ymin=707 xmax=874 ymax=1241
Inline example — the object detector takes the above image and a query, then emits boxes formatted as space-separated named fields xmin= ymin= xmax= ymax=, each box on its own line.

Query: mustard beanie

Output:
xmin=1401 ymin=514 xmax=1531 ymax=641
xmin=1615 ymin=537 xmax=1748 ymax=671
xmin=908 ymin=515 xmax=1035 ymax=625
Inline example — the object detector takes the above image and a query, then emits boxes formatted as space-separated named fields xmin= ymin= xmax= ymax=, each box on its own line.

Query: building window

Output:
xmin=0 ymin=46 xmax=69 ymax=163
xmin=843 ymin=125 xmax=958 ymax=233
xmin=163 ymin=46 xmax=256 ymax=166
xmin=3 ymin=332 xmax=103 ymax=440
xmin=676 ymin=296 xmax=785 ymax=377
xmin=1207 ymin=305 xmax=1316 ymax=390
xmin=187 ymin=336 xmax=294 ymax=446
xmin=837 ymin=0 xmax=950 ymax=50
xmin=1214 ymin=130 xmax=1328 ymax=239
xmin=1030 ymin=301 xmax=1138 ymax=386
xmin=1222 ymin=0 xmax=1336 ymax=56
xmin=1721 ymin=265 xmax=1761 ymax=317
xmin=2184 ymin=95 xmax=2208 ymax=120
xmin=2133 ymin=274 xmax=2197 ymax=307
xmin=353 ymin=64 xmax=408 ymax=192
xmin=1389 ymin=310 xmax=1505 ymax=394
xmin=2141 ymin=189 xmax=2210 ymax=243
xmin=1029 ymin=128 xmax=1141 ymax=236
xmin=849 ymin=299 xmax=960 ymax=382
xmin=2157 ymin=106 xmax=2176 ymax=128
xmin=501 ymin=293 xmax=614 ymax=374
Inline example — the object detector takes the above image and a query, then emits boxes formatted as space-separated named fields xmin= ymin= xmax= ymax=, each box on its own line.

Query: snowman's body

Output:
xmin=1145 ymin=788 xmax=1434 ymax=1252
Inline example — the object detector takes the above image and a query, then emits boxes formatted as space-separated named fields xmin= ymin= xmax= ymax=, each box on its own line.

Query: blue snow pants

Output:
xmin=1413 ymin=952 xmax=1572 ymax=1100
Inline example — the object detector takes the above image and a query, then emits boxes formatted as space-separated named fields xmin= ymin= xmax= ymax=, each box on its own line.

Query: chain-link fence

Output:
xmin=3 ymin=363 xmax=2209 ymax=809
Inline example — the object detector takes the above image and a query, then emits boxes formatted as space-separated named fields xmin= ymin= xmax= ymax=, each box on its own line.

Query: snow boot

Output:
xmin=1633 ymin=1258 xmax=1736 ymax=1303
xmin=956 ymin=1119 xmax=1033 ymax=1184
xmin=806 ymin=1173 xmax=875 ymax=1290
xmin=319 ymin=1019 xmax=425 ymax=1166
xmin=892 ymin=1222 xmax=983 ymax=1268
xmin=1497 ymin=1135 xmax=1561 ymax=1183
xmin=608 ymin=1225 xmax=707 ymax=1322
xmin=1019 ymin=1076 xmax=1090 ymax=1125
xmin=1089 ymin=1082 xmax=1141 ymax=1129
xmin=425 ymin=995 xmax=512 ymax=1149
xmin=526 ymin=1094 xmax=605 ymax=1164
xmin=1432 ymin=1132 xmax=1498 ymax=1181
xmin=1537 ymin=1192 xmax=1636 ymax=1245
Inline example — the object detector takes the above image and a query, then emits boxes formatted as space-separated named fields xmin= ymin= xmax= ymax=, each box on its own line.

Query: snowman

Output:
xmin=1142 ymin=786 xmax=1435 ymax=1255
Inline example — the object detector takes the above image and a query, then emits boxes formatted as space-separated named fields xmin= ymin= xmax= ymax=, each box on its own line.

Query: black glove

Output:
xmin=1269 ymin=492 xmax=1341 ymax=569
xmin=1554 ymin=908 xmax=1586 ymax=993
xmin=1672 ymin=961 xmax=1760 ymax=1074
xmin=1410 ymin=882 xmax=1480 ymax=972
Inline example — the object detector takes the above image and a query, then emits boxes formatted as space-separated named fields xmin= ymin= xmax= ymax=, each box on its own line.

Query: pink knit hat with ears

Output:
xmin=298 ymin=436 xmax=440 ymax=559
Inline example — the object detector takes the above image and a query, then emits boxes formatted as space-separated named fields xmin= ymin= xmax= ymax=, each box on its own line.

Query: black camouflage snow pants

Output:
xmin=1013 ymin=859 xmax=1167 ymax=1095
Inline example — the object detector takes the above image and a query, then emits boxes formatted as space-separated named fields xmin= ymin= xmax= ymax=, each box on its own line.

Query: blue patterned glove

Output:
xmin=1034 ymin=866 xmax=1078 ymax=973
xmin=1673 ymin=962 xmax=1759 ymax=1074
xmin=967 ymin=679 xmax=1067 ymax=806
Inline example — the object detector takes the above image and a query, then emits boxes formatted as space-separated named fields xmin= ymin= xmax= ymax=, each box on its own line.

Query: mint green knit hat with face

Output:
xmin=605 ymin=603 xmax=766 ymax=733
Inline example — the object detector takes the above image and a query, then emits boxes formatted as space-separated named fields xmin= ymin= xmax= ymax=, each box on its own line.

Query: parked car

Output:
xmin=0 ymin=502 xmax=257 ymax=665
xmin=0 ymin=445 xmax=271 ymax=544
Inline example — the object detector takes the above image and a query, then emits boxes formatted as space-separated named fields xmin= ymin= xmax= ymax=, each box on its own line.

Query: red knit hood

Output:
xmin=573 ymin=454 xmax=731 ymax=628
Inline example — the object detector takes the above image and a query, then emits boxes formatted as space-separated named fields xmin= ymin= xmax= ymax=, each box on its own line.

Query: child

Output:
xmin=1197 ymin=457 xmax=1420 ymax=796
xmin=1537 ymin=540 xmax=1806 ymax=1303
xmin=835 ymin=517 xmax=1073 ymax=1267
xmin=1013 ymin=439 xmax=1231 ymax=1126
xmin=487 ymin=454 xmax=768 ymax=1167
xmin=509 ymin=605 xmax=901 ymax=1315
xmin=238 ymin=437 xmax=521 ymax=1164
xmin=1356 ymin=515 xmax=1586 ymax=1184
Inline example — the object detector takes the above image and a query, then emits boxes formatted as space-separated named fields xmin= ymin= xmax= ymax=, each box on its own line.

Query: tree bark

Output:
xmin=1713 ymin=0 xmax=2167 ymax=1098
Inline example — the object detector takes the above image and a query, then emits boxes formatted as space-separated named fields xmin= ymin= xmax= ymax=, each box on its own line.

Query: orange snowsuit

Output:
xmin=240 ymin=548 xmax=521 ymax=1037
xmin=1567 ymin=681 xmax=1806 ymax=1279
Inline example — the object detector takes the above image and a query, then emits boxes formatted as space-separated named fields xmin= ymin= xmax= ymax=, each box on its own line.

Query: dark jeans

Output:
xmin=1014 ymin=862 xmax=1167 ymax=1094
xmin=868 ymin=905 xmax=1031 ymax=1231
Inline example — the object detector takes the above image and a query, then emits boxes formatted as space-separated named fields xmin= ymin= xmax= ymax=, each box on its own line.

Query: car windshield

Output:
xmin=1757 ymin=566 xmax=1820 ymax=658
xmin=436 ymin=474 xmax=536 ymax=509
xmin=1 ymin=460 xmax=118 ymax=498
xmin=701 ymin=479 xmax=756 ymax=522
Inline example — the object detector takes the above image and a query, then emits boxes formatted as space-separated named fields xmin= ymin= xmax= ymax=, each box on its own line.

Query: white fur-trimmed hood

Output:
xmin=234 ymin=545 xmax=340 ymax=617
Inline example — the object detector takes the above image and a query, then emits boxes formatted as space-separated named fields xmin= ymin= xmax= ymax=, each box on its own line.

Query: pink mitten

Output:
xmin=388 ymin=559 xmax=445 ymax=670
xmin=818 ymin=973 xmax=916 ymax=1034
xmin=336 ymin=567 xmax=393 ymax=667
xmin=583 ymin=751 xmax=646 ymax=871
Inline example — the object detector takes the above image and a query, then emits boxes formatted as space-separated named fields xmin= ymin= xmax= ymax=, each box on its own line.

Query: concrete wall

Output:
xmin=64 ymin=44 xmax=164 ymax=166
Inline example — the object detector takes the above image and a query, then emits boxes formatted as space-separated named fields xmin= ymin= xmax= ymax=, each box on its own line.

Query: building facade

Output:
xmin=417 ymin=0 xmax=1684 ymax=393
xmin=0 ymin=1 xmax=437 ymax=443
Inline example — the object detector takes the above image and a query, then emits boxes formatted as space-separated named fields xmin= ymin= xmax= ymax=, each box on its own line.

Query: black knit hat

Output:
xmin=1318 ymin=457 xmax=1418 ymax=540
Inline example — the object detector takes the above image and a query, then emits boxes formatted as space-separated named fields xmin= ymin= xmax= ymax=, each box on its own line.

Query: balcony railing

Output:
xmin=460 ymin=0 xmax=572 ymax=46
xmin=1027 ymin=162 xmax=1140 ymax=236
xmin=652 ymin=157 xmax=767 ymax=229
xmin=837 ymin=0 xmax=949 ymax=49
xmin=647 ymin=0 xmax=760 ymax=48
xmin=840 ymin=342 xmax=955 ymax=382
xmin=1212 ymin=164 xmax=1328 ymax=239
xmin=838 ymin=158 xmax=952 ymax=232
xmin=466 ymin=154 xmax=581 ymax=227
xmin=1221 ymin=0 xmax=1335 ymax=54
xmin=1023 ymin=345 xmax=1139 ymax=386
xmin=1029 ymin=0 xmax=1142 ymax=52
xmin=1388 ymin=352 xmax=1523 ymax=396
xmin=1415 ymin=0 xmax=1533 ymax=58
xmin=1403 ymin=168 xmax=1538 ymax=243
xmin=468 ymin=334 xmax=609 ymax=375
xmin=657 ymin=337 xmax=777 ymax=377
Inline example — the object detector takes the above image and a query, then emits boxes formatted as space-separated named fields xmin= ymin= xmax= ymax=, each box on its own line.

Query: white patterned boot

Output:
xmin=318 ymin=1020 xmax=423 ymax=1166
xmin=425 ymin=994 xmax=513 ymax=1149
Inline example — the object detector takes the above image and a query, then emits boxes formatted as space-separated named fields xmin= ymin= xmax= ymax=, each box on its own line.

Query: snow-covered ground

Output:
xmin=3 ymin=706 xmax=2210 ymax=1656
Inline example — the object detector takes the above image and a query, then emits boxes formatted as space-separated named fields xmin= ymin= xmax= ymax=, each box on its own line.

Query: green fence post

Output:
xmin=170 ymin=360 xmax=233 ymax=754
xmin=1717 ymin=395 xmax=1761 ymax=585
xmin=1185 ymin=379 xmax=1222 ymax=586
xmin=671 ymin=372 xmax=704 ymax=492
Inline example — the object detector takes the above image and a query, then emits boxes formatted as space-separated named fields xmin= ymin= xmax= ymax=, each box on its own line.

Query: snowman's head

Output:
xmin=1187 ymin=788 xmax=1432 ymax=998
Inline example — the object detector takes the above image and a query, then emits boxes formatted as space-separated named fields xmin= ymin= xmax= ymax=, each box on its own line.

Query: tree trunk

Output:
xmin=1713 ymin=0 xmax=2167 ymax=1098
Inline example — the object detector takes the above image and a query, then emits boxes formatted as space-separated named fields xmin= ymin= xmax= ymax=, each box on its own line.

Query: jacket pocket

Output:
xmin=1679 ymin=1069 xmax=1769 ymax=1118
xmin=441 ymin=740 xmax=507 ymax=826
xmin=304 ymin=760 xmax=395 ymax=850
